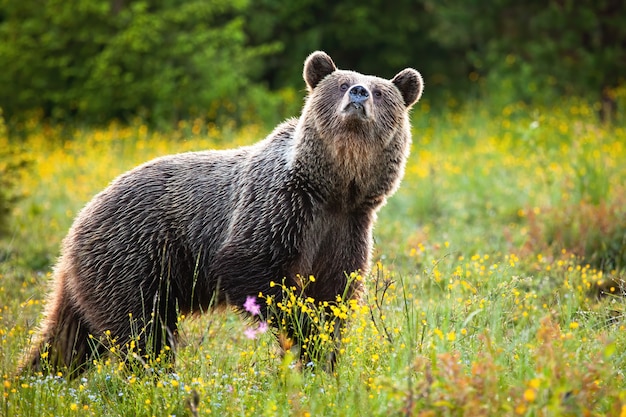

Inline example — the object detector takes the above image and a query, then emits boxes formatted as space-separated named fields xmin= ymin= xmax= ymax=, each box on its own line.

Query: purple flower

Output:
xmin=244 ymin=327 xmax=257 ymax=340
xmin=243 ymin=296 xmax=261 ymax=316
xmin=243 ymin=321 xmax=269 ymax=340
xmin=257 ymin=321 xmax=268 ymax=334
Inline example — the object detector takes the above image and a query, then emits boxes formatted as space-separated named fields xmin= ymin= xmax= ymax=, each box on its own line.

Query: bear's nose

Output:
xmin=349 ymin=85 xmax=370 ymax=103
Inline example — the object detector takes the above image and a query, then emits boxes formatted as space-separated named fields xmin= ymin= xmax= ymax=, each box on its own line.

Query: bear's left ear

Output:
xmin=303 ymin=51 xmax=337 ymax=91
xmin=391 ymin=68 xmax=424 ymax=108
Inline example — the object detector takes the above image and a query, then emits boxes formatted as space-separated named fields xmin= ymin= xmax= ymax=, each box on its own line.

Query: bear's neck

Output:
xmin=291 ymin=124 xmax=386 ymax=211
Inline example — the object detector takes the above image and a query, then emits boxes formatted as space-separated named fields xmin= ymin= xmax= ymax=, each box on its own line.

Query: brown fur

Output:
xmin=20 ymin=51 xmax=423 ymax=376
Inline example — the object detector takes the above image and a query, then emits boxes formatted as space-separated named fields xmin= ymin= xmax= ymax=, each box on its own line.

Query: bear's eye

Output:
xmin=373 ymin=90 xmax=383 ymax=99
xmin=340 ymin=83 xmax=349 ymax=92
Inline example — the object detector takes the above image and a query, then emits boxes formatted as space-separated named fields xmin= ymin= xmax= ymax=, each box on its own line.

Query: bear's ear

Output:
xmin=391 ymin=68 xmax=424 ymax=108
xmin=303 ymin=51 xmax=337 ymax=91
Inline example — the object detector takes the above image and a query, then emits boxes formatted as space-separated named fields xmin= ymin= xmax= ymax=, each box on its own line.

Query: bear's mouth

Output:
xmin=342 ymin=102 xmax=369 ymax=119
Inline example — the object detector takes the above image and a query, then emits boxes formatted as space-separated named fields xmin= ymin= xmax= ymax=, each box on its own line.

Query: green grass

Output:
xmin=2 ymin=97 xmax=626 ymax=416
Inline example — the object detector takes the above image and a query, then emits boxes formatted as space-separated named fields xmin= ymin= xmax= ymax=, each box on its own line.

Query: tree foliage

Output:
xmin=248 ymin=0 xmax=625 ymax=103
xmin=245 ymin=0 xmax=455 ymax=88
xmin=426 ymin=0 xmax=626 ymax=101
xmin=0 ymin=0 xmax=272 ymax=125
xmin=0 ymin=0 xmax=624 ymax=126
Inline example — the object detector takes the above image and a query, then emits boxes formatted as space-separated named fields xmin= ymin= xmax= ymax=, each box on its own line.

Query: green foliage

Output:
xmin=245 ymin=0 xmax=626 ymax=107
xmin=2 ymin=0 xmax=626 ymax=126
xmin=245 ymin=0 xmax=461 ymax=91
xmin=0 ymin=0 xmax=277 ymax=126
xmin=427 ymin=0 xmax=626 ymax=103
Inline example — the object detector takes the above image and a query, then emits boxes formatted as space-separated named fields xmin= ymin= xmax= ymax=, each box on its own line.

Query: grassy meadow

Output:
xmin=1 ymin=96 xmax=626 ymax=416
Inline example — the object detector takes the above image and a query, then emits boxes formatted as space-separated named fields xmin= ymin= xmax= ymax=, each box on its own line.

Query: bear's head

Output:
xmin=301 ymin=51 xmax=423 ymax=151
xmin=296 ymin=51 xmax=423 ymax=198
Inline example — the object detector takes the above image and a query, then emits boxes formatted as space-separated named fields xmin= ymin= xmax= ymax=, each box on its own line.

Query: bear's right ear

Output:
xmin=391 ymin=68 xmax=424 ymax=108
xmin=303 ymin=51 xmax=337 ymax=91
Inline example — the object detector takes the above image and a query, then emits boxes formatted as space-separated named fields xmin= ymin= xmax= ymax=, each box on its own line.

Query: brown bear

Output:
xmin=21 ymin=51 xmax=423 ymax=376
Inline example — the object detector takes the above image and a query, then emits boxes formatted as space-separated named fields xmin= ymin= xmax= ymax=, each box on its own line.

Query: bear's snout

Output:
xmin=341 ymin=84 xmax=371 ymax=119
xmin=348 ymin=85 xmax=370 ymax=104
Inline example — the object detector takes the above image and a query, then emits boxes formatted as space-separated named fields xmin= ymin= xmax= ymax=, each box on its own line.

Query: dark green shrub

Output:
xmin=0 ymin=0 xmax=277 ymax=126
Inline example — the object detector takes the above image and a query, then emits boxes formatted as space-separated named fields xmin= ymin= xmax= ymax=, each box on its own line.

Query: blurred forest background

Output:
xmin=1 ymin=0 xmax=625 ymax=129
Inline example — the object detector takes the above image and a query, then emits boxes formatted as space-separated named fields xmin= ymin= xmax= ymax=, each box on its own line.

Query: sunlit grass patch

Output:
xmin=522 ymin=196 xmax=626 ymax=273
